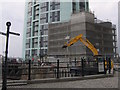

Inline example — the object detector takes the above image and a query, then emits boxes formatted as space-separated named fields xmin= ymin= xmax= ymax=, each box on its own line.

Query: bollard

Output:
xmin=28 ymin=60 xmax=31 ymax=80
xmin=57 ymin=59 xmax=59 ymax=79
xmin=81 ymin=58 xmax=84 ymax=76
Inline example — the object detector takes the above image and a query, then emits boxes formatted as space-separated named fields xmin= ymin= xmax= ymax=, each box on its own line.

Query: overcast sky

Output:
xmin=0 ymin=0 xmax=119 ymax=57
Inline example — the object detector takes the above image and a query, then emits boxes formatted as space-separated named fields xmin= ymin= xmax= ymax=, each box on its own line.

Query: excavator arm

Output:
xmin=62 ymin=34 xmax=98 ymax=56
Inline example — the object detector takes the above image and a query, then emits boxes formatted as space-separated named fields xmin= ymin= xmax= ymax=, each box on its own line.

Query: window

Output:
xmin=44 ymin=30 xmax=48 ymax=35
xmin=50 ymin=11 xmax=60 ymax=22
xmin=32 ymin=38 xmax=38 ymax=48
xmin=34 ymin=0 xmax=39 ymax=4
xmin=26 ymin=28 xmax=31 ymax=37
xmin=32 ymin=49 xmax=37 ymax=57
xmin=28 ymin=7 xmax=32 ymax=16
xmin=39 ymin=49 xmax=47 ymax=56
xmin=79 ymin=2 xmax=85 ymax=12
xmin=40 ymin=36 xmax=48 ymax=48
xmin=25 ymin=50 xmax=30 ymax=58
xmin=42 ymin=42 xmax=48 ymax=47
xmin=43 ymin=36 xmax=48 ymax=41
xmin=41 ymin=30 xmax=48 ymax=35
xmin=34 ymin=5 xmax=39 ymax=10
xmin=26 ymin=39 xmax=30 ymax=48
xmin=34 ymin=5 xmax=39 ymax=20
xmin=50 ymin=1 xmax=60 ymax=10
xmin=28 ymin=1 xmax=32 ymax=7
xmin=41 ymin=25 xmax=48 ymax=30
xmin=40 ymin=2 xmax=49 ymax=12
xmin=40 ymin=13 xmax=48 ymax=19
xmin=27 ymin=18 xmax=32 ymax=27
xmin=33 ymin=21 xmax=39 ymax=36
xmin=40 ymin=36 xmax=48 ymax=42
xmin=72 ymin=2 xmax=76 ymax=13
xmin=40 ymin=13 xmax=48 ymax=24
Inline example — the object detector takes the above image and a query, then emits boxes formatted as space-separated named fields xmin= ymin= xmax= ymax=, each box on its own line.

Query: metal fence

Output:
xmin=2 ymin=57 xmax=112 ymax=80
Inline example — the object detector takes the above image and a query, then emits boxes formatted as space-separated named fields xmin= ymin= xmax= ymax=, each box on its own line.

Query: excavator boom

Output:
xmin=62 ymin=34 xmax=98 ymax=56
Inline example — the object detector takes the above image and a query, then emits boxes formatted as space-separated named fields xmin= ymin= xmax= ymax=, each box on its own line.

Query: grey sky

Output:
xmin=0 ymin=0 xmax=119 ymax=57
xmin=1 ymin=1 xmax=25 ymax=57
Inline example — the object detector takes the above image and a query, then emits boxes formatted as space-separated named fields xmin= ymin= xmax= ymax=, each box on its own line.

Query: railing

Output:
xmin=2 ymin=57 xmax=112 ymax=80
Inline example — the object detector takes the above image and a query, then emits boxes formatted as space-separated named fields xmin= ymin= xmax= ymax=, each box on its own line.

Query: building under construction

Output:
xmin=48 ymin=11 xmax=117 ymax=60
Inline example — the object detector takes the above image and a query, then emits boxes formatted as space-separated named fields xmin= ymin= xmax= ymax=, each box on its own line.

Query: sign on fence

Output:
xmin=98 ymin=62 xmax=104 ymax=72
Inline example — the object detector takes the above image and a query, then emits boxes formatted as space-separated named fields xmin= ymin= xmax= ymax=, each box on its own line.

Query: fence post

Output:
xmin=65 ymin=70 xmax=66 ymax=77
xmin=103 ymin=58 xmax=106 ymax=74
xmin=75 ymin=57 xmax=76 ymax=66
xmin=109 ymin=58 xmax=111 ymax=74
xmin=96 ymin=57 xmax=98 ymax=73
xmin=81 ymin=58 xmax=84 ymax=76
xmin=57 ymin=59 xmax=59 ymax=79
xmin=28 ymin=60 xmax=31 ymax=80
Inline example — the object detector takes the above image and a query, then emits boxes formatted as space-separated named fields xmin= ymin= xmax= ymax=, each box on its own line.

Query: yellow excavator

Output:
xmin=62 ymin=34 xmax=114 ymax=69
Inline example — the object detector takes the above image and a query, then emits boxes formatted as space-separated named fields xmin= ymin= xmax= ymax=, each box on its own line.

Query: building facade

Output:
xmin=22 ymin=0 xmax=89 ymax=59
xmin=48 ymin=12 xmax=117 ymax=59
xmin=118 ymin=1 xmax=120 ymax=56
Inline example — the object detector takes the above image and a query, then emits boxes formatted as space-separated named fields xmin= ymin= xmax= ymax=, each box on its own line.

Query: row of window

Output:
xmin=26 ymin=36 xmax=48 ymax=48
xmin=28 ymin=1 xmax=60 ymax=13
xmin=40 ymin=2 xmax=60 ymax=12
xmin=26 ymin=43 xmax=48 ymax=50
xmin=25 ymin=49 xmax=48 ymax=58
xmin=26 ymin=24 xmax=49 ymax=37
xmin=26 ymin=29 xmax=48 ymax=37
xmin=25 ymin=49 xmax=47 ymax=58
xmin=27 ymin=12 xmax=60 ymax=26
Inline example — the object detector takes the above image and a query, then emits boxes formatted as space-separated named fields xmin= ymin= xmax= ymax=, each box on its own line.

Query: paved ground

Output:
xmin=8 ymin=72 xmax=119 ymax=88
xmin=9 ymin=77 xmax=118 ymax=88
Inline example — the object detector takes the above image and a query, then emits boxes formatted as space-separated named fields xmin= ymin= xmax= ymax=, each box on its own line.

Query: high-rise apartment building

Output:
xmin=22 ymin=0 xmax=89 ymax=59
